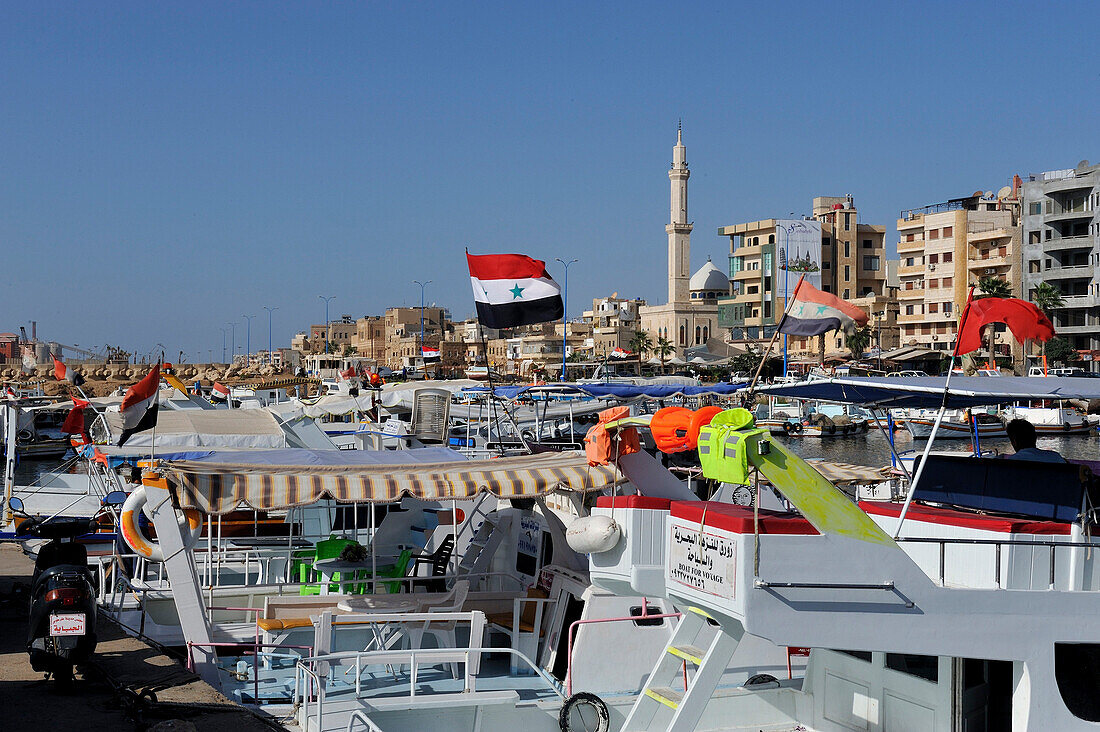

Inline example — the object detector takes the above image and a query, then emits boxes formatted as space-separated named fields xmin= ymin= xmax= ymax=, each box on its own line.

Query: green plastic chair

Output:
xmin=290 ymin=547 xmax=316 ymax=590
xmin=376 ymin=549 xmax=414 ymax=594
xmin=299 ymin=537 xmax=359 ymax=595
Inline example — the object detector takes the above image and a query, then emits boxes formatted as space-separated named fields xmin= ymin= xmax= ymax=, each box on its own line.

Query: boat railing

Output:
xmin=347 ymin=711 xmax=387 ymax=732
xmin=565 ymin=601 xmax=681 ymax=695
xmin=896 ymin=535 xmax=1100 ymax=590
xmin=185 ymin=639 xmax=313 ymax=705
xmin=294 ymin=646 xmax=564 ymax=732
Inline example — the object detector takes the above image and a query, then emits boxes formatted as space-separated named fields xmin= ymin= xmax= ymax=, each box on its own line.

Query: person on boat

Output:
xmin=1005 ymin=418 xmax=1066 ymax=463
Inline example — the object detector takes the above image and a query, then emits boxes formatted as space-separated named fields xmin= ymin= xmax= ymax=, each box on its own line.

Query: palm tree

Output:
xmin=974 ymin=275 xmax=1012 ymax=299
xmin=654 ymin=336 xmax=674 ymax=374
xmin=844 ymin=327 xmax=871 ymax=360
xmin=629 ymin=330 xmax=653 ymax=374
xmin=1031 ymin=282 xmax=1065 ymax=372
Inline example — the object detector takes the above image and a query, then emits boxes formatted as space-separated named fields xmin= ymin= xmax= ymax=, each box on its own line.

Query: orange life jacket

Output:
xmin=584 ymin=406 xmax=640 ymax=466
xmin=649 ymin=405 xmax=723 ymax=453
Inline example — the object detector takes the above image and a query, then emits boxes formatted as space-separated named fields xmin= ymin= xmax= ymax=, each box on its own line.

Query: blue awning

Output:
xmin=491 ymin=382 xmax=744 ymax=401
xmin=754 ymin=376 xmax=1100 ymax=408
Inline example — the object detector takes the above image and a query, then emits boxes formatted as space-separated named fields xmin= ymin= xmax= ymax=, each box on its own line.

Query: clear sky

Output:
xmin=1 ymin=1 xmax=1097 ymax=361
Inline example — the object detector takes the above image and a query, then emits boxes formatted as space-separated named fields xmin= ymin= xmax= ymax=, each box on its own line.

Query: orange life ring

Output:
xmin=120 ymin=485 xmax=203 ymax=563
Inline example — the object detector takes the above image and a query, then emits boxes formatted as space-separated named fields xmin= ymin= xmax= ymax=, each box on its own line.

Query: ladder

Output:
xmin=457 ymin=513 xmax=508 ymax=586
xmin=622 ymin=606 xmax=742 ymax=732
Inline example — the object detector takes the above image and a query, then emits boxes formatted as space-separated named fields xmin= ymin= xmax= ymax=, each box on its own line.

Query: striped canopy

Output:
xmin=161 ymin=450 xmax=623 ymax=514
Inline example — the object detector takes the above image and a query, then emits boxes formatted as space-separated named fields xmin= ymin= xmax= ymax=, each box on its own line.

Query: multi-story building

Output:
xmin=353 ymin=316 xmax=386 ymax=361
xmin=309 ymin=316 xmax=357 ymax=353
xmin=584 ymin=295 xmax=647 ymax=356
xmin=717 ymin=196 xmax=888 ymax=359
xmin=896 ymin=187 xmax=1022 ymax=358
xmin=1021 ymin=161 xmax=1100 ymax=362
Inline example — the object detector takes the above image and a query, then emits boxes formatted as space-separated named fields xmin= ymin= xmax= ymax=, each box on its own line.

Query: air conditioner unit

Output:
xmin=985 ymin=268 xmax=997 ymax=275
xmin=928 ymin=264 xmax=936 ymax=271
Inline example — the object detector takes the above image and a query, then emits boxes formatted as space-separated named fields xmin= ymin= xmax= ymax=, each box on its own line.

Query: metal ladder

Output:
xmin=457 ymin=513 xmax=508 ymax=585
xmin=622 ymin=606 xmax=742 ymax=732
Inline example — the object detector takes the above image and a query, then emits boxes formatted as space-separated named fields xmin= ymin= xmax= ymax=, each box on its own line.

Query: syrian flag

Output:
xmin=338 ymin=365 xmax=357 ymax=381
xmin=118 ymin=364 xmax=160 ymax=447
xmin=421 ymin=346 xmax=441 ymax=363
xmin=211 ymin=381 xmax=230 ymax=403
xmin=779 ymin=279 xmax=869 ymax=337
xmin=610 ymin=347 xmax=632 ymax=359
xmin=466 ymin=251 xmax=564 ymax=330
xmin=52 ymin=354 xmax=85 ymax=386
xmin=61 ymin=396 xmax=91 ymax=435
xmin=4 ymin=385 xmax=16 ymax=401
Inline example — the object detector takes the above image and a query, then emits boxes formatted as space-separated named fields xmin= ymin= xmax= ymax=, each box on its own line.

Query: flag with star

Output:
xmin=779 ymin=278 xmax=868 ymax=336
xmin=466 ymin=251 xmax=564 ymax=330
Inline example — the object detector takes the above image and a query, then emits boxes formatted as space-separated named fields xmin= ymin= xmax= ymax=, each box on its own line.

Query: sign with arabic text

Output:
xmin=668 ymin=519 xmax=736 ymax=598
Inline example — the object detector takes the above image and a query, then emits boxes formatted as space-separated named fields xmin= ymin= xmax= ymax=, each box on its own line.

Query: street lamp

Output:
xmin=242 ymin=314 xmax=256 ymax=365
xmin=413 ymin=280 xmax=431 ymax=366
xmin=227 ymin=322 xmax=236 ymax=365
xmin=263 ymin=306 xmax=279 ymax=365
xmin=319 ymin=296 xmax=336 ymax=354
xmin=555 ymin=258 xmax=578 ymax=380
xmin=219 ymin=327 xmax=228 ymax=363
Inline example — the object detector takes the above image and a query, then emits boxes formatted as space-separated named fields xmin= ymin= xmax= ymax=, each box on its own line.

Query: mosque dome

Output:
xmin=689 ymin=258 xmax=729 ymax=294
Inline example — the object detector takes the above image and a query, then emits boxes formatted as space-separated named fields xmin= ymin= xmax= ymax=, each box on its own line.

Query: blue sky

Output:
xmin=1 ymin=1 xmax=1096 ymax=361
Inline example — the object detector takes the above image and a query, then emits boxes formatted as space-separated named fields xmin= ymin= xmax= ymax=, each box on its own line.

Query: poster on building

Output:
xmin=775 ymin=218 xmax=822 ymax=297
xmin=668 ymin=520 xmax=737 ymax=598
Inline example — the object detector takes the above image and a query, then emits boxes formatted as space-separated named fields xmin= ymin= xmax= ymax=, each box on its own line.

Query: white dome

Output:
xmin=690 ymin=259 xmax=728 ymax=292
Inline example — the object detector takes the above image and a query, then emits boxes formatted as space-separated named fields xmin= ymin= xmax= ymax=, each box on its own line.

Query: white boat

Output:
xmin=1004 ymin=404 xmax=1093 ymax=435
xmin=902 ymin=408 xmax=1007 ymax=439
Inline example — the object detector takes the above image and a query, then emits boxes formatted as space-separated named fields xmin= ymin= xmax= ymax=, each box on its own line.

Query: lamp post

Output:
xmin=263 ymin=306 xmax=278 ymax=365
xmin=319 ymin=296 xmax=336 ymax=354
xmin=219 ymin=327 xmax=228 ymax=363
xmin=227 ymin=322 xmax=236 ymax=365
xmin=242 ymin=314 xmax=255 ymax=366
xmin=413 ymin=280 xmax=431 ymax=368
xmin=555 ymin=258 xmax=578 ymax=380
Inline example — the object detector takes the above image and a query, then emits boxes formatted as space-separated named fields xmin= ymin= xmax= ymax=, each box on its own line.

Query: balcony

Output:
xmin=967 ymin=255 xmax=1009 ymax=270
xmin=897 ymin=238 xmax=925 ymax=252
xmin=897 ymin=312 xmax=925 ymax=324
xmin=733 ymin=269 xmax=762 ymax=282
xmin=967 ymin=227 xmax=1012 ymax=243
xmin=1045 ymin=208 xmax=1095 ymax=223
xmin=898 ymin=288 xmax=926 ymax=300
xmin=1040 ymin=235 xmax=1095 ymax=252
xmin=1044 ymin=264 xmax=1095 ymax=281
xmin=1060 ymin=294 xmax=1100 ymax=308
xmin=898 ymin=263 xmax=924 ymax=276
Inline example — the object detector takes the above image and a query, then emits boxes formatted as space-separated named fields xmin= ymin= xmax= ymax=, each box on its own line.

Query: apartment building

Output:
xmin=1021 ymin=161 xmax=1100 ymax=362
xmin=896 ymin=188 xmax=1021 ymax=357
xmin=717 ymin=196 xmax=888 ymax=358
xmin=584 ymin=294 xmax=647 ymax=356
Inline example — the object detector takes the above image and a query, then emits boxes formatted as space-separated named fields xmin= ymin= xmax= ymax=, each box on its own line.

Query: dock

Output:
xmin=0 ymin=543 xmax=277 ymax=731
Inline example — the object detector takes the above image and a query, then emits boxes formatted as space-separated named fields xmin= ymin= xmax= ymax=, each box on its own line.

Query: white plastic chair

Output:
xmin=404 ymin=580 xmax=470 ymax=678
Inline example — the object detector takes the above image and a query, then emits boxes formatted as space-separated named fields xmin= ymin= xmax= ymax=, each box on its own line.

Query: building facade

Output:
xmin=638 ymin=125 xmax=719 ymax=356
xmin=584 ymin=295 xmax=647 ymax=357
xmin=1021 ymin=161 xmax=1100 ymax=363
xmin=896 ymin=187 xmax=1022 ymax=358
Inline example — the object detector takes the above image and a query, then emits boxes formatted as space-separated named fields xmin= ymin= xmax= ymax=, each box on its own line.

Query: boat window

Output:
xmin=551 ymin=593 xmax=587 ymax=680
xmin=1056 ymin=643 xmax=1100 ymax=721
xmin=885 ymin=653 xmax=938 ymax=683
xmin=836 ymin=649 xmax=872 ymax=662
xmin=629 ymin=604 xmax=666 ymax=627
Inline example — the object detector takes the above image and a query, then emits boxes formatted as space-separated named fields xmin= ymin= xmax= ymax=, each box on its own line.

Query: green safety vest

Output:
xmin=697 ymin=408 xmax=769 ymax=485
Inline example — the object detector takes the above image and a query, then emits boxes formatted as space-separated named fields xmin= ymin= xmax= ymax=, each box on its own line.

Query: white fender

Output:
xmin=566 ymin=514 xmax=621 ymax=554
xmin=119 ymin=485 xmax=203 ymax=562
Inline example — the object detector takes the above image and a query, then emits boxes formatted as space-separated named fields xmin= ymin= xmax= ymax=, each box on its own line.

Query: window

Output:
xmin=844 ymin=265 xmax=850 ymax=281
xmin=843 ymin=212 xmax=851 ymax=230
xmin=691 ymin=292 xmax=697 ymax=299
xmin=679 ymin=325 xmax=685 ymax=346
xmin=929 ymin=303 xmax=938 ymax=313
xmin=844 ymin=241 xmax=850 ymax=257
xmin=929 ymin=279 xmax=938 ymax=289
xmin=768 ymin=234 xmax=775 ymax=244
xmin=905 ymin=233 xmax=915 ymax=242
xmin=929 ymin=229 xmax=939 ymax=240
xmin=862 ymin=239 xmax=872 ymax=249
xmin=823 ymin=261 xmax=831 ymax=269
xmin=1029 ymin=231 xmax=1041 ymax=244
xmin=943 ymin=226 xmax=953 ymax=237
xmin=1029 ymin=202 xmax=1042 ymax=215
xmin=886 ymin=654 xmax=939 ymax=683
xmin=905 ymin=257 xmax=915 ymax=266
xmin=905 ymin=325 xmax=915 ymax=335
xmin=942 ymin=277 xmax=953 ymax=287
xmin=944 ymin=302 xmax=953 ymax=315
xmin=695 ymin=326 xmax=701 ymax=344
xmin=1046 ymin=200 xmax=1053 ymax=214
xmin=905 ymin=304 xmax=914 ymax=315
xmin=929 ymin=253 xmax=939 ymax=264
xmin=843 ymin=289 xmax=850 ymax=299
xmin=863 ymin=255 xmax=880 ymax=271
xmin=943 ymin=251 xmax=952 ymax=263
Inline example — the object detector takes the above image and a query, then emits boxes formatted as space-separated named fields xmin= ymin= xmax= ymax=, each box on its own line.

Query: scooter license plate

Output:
xmin=50 ymin=613 xmax=85 ymax=636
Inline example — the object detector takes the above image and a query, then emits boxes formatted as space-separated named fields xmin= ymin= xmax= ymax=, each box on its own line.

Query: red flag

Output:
xmin=956 ymin=297 xmax=1055 ymax=355
xmin=51 ymin=354 xmax=85 ymax=385
xmin=339 ymin=365 xmax=356 ymax=380
xmin=61 ymin=397 xmax=91 ymax=435
xmin=118 ymin=365 xmax=161 ymax=446
xmin=211 ymin=381 xmax=230 ymax=402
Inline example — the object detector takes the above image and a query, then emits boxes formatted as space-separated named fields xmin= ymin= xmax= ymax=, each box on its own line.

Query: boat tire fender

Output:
xmin=783 ymin=422 xmax=795 ymax=434
xmin=1064 ymin=422 xmax=1072 ymax=432
xmin=793 ymin=422 xmax=803 ymax=434
xmin=559 ymin=691 xmax=610 ymax=732
xmin=825 ymin=424 xmax=836 ymax=435
xmin=120 ymin=485 xmax=203 ymax=563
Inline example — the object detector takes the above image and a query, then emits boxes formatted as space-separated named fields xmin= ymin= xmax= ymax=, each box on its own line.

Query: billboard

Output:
xmin=775 ymin=219 xmax=822 ymax=296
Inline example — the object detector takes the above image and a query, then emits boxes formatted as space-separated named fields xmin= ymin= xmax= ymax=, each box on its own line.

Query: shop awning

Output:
xmin=159 ymin=448 xmax=624 ymax=514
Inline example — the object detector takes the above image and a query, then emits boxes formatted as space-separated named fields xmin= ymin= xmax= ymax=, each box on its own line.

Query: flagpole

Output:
xmin=150 ymin=361 xmax=161 ymax=467
xmin=747 ymin=274 xmax=805 ymax=395
xmin=892 ymin=285 xmax=976 ymax=539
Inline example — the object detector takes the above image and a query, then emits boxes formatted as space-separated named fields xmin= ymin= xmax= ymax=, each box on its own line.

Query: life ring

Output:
xmin=783 ymin=421 xmax=796 ymax=434
xmin=120 ymin=485 xmax=203 ymax=562
xmin=559 ymin=691 xmax=610 ymax=732
xmin=1064 ymin=422 xmax=1073 ymax=432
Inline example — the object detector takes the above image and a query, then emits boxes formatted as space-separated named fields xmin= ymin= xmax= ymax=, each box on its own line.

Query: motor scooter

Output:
xmin=7 ymin=491 xmax=126 ymax=685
